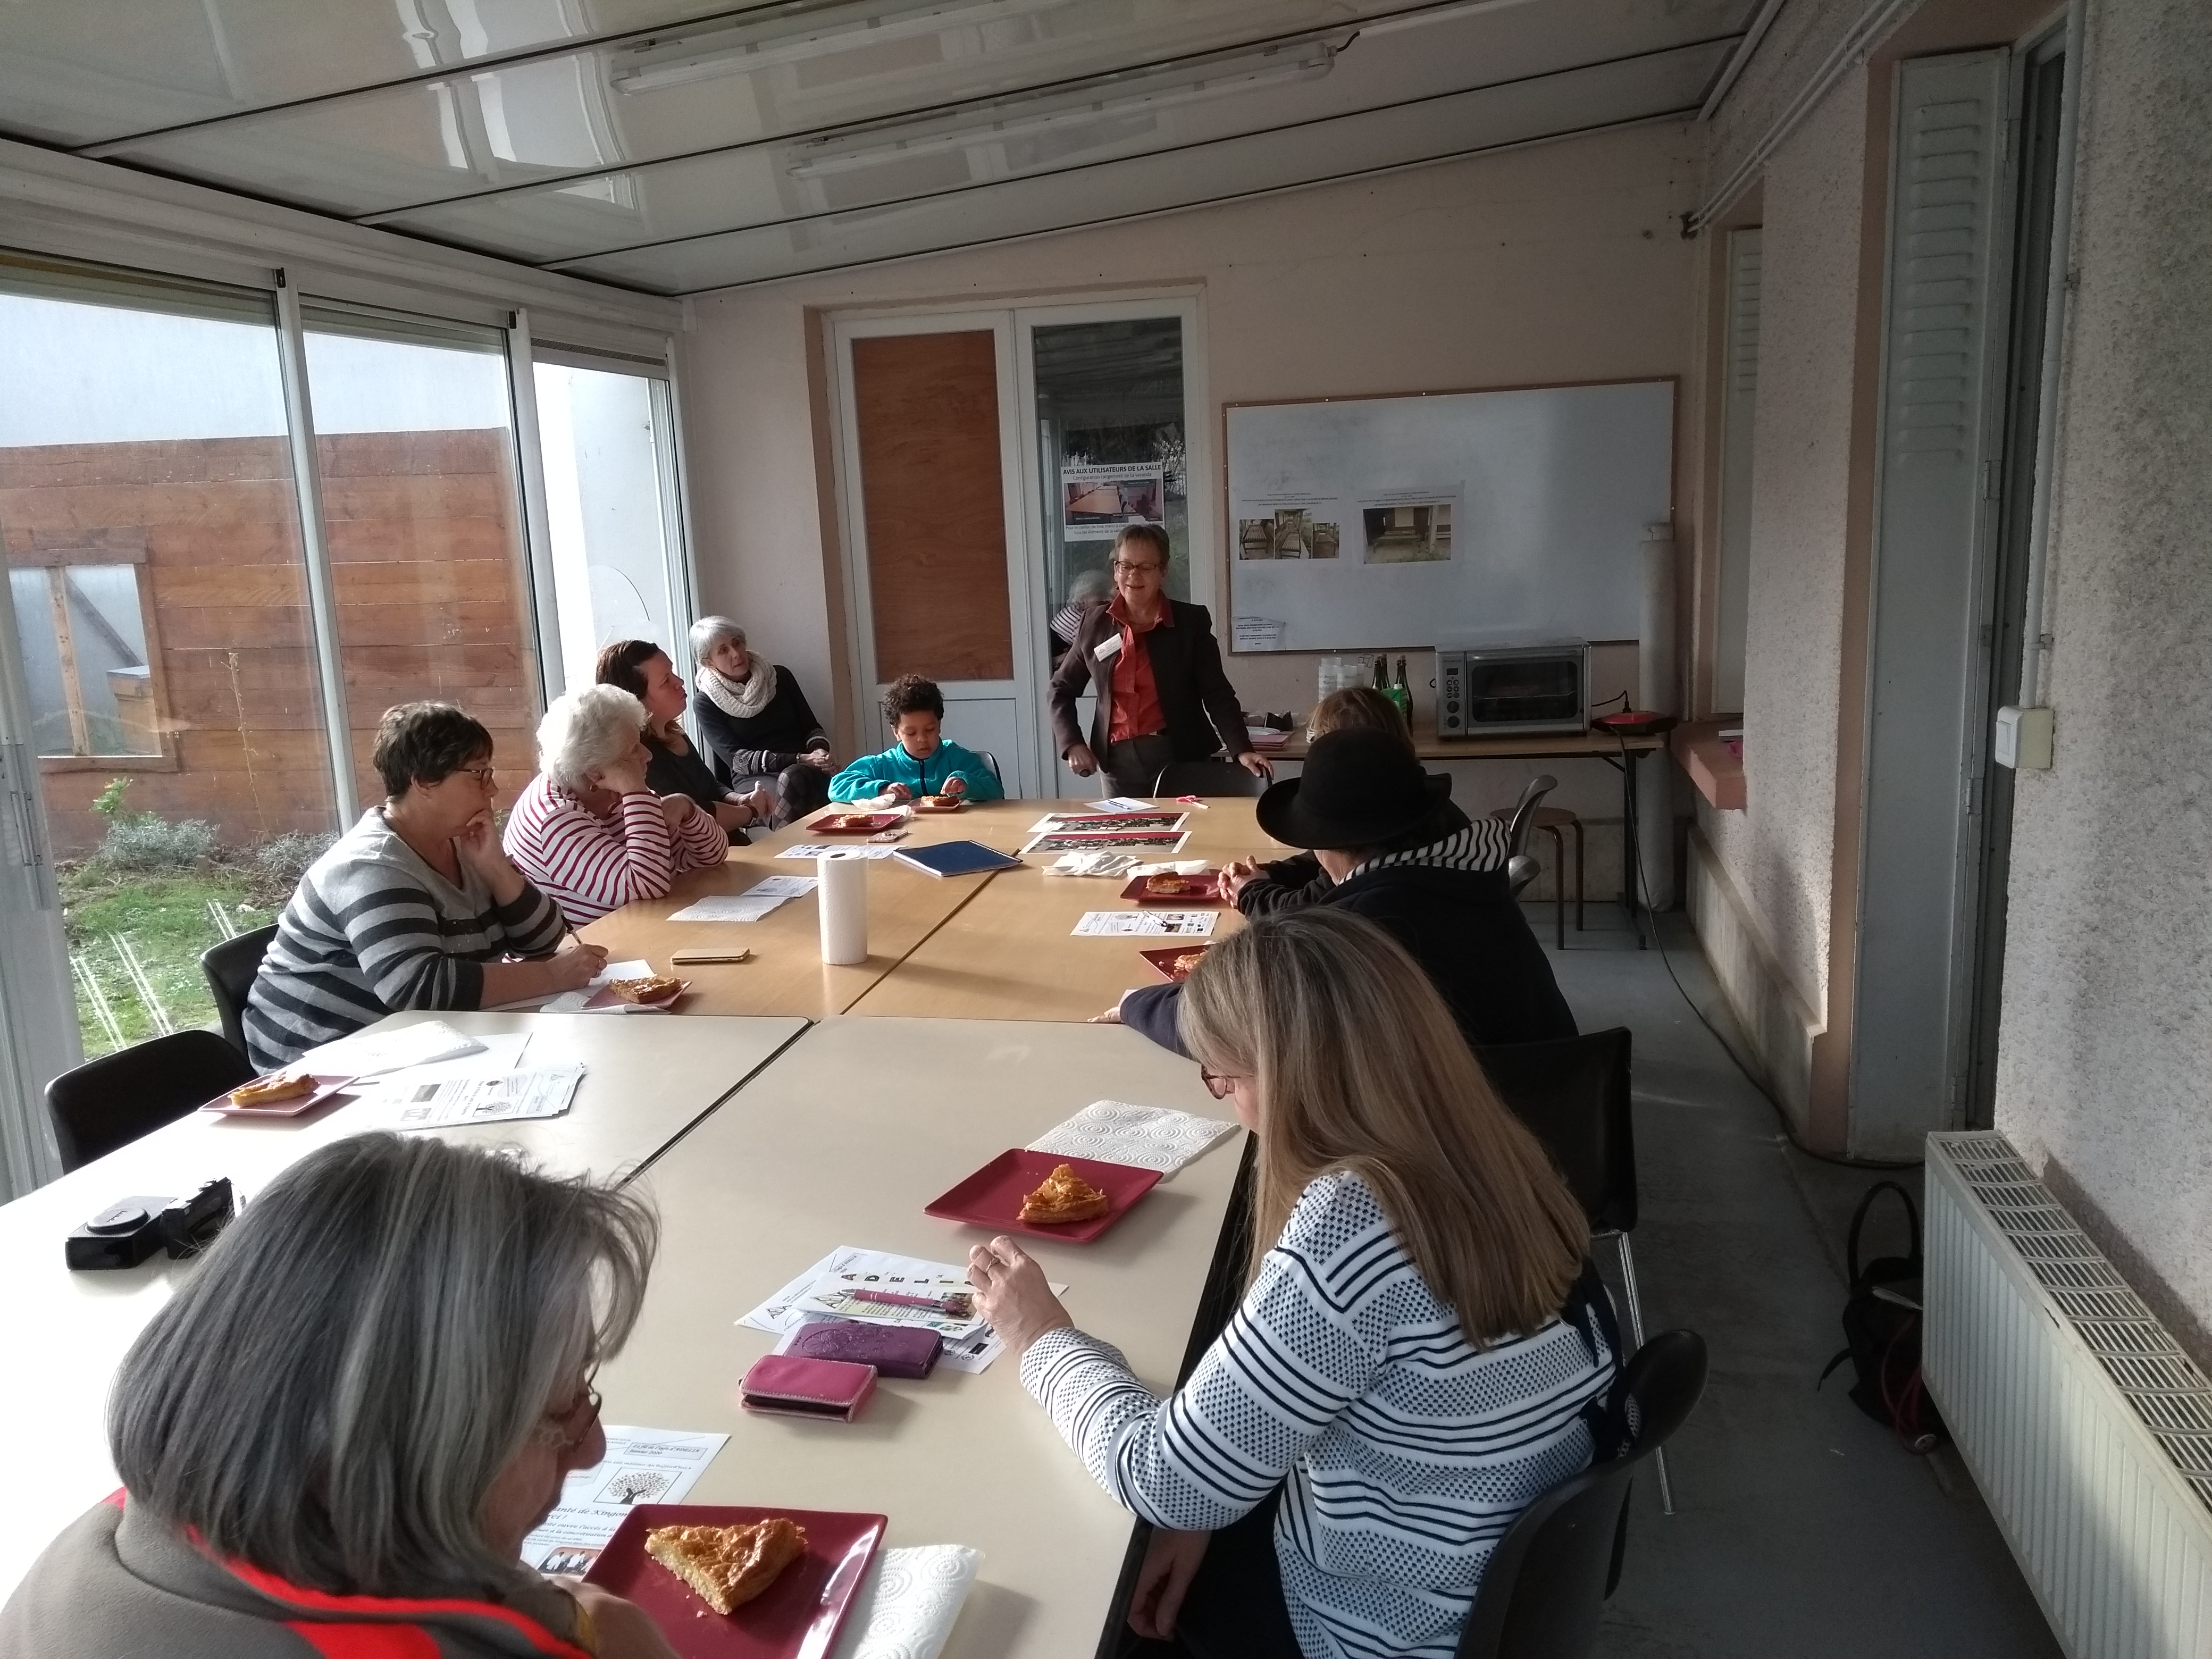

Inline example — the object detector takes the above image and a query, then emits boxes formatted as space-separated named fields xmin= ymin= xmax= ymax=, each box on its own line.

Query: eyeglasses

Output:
xmin=1199 ymin=1067 xmax=1241 ymax=1100
xmin=535 ymin=1370 xmax=602 ymax=1453
xmin=1111 ymin=559 xmax=1164 ymax=576
xmin=455 ymin=765 xmax=497 ymax=787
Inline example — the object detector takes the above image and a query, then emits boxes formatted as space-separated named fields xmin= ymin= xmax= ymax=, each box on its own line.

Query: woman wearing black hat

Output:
xmin=1107 ymin=726 xmax=1576 ymax=1056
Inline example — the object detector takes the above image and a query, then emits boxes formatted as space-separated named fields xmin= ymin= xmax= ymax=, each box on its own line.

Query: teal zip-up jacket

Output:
xmin=828 ymin=738 xmax=1004 ymax=802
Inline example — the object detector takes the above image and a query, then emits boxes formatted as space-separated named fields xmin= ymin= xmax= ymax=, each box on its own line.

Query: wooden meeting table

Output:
xmin=583 ymin=797 xmax=1283 ymax=1023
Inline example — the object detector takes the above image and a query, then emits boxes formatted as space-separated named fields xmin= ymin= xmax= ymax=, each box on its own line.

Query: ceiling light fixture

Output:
xmin=783 ymin=39 xmax=1338 ymax=177
xmin=609 ymin=0 xmax=1088 ymax=94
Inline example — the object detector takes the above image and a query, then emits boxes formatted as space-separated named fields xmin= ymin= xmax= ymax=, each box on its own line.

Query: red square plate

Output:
xmin=924 ymin=1149 xmax=1162 ymax=1243
xmin=1118 ymin=872 xmax=1222 ymax=905
xmin=1139 ymin=943 xmax=1212 ymax=983
xmin=811 ymin=812 xmax=903 ymax=835
xmin=584 ymin=1504 xmax=885 ymax=1659
xmin=911 ymin=796 xmax=967 ymax=814
xmin=201 ymin=1073 xmax=356 ymax=1118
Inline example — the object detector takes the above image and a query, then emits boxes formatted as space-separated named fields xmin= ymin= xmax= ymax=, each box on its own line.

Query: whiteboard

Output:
xmin=1224 ymin=380 xmax=1673 ymax=652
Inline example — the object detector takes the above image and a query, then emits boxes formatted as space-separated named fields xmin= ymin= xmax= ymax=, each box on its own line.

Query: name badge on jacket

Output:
xmin=1093 ymin=634 xmax=1124 ymax=663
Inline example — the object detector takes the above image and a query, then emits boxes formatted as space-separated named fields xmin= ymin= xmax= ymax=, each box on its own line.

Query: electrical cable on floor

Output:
xmin=1608 ymin=728 xmax=1923 ymax=1173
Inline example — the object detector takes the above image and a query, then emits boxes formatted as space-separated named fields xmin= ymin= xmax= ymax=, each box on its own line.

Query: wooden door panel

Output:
xmin=852 ymin=332 xmax=1012 ymax=683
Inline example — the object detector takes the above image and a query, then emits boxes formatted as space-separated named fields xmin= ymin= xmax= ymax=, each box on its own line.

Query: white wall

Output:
xmin=1689 ymin=70 xmax=1870 ymax=1140
xmin=1993 ymin=0 xmax=2212 ymax=1345
xmin=677 ymin=122 xmax=1703 ymax=843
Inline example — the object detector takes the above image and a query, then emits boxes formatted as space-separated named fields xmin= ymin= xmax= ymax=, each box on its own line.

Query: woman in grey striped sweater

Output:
xmin=970 ymin=910 xmax=1618 ymax=1659
xmin=244 ymin=703 xmax=607 ymax=1069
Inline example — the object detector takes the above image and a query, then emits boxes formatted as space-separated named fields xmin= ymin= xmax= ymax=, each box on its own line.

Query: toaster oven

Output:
xmin=1435 ymin=642 xmax=1589 ymax=738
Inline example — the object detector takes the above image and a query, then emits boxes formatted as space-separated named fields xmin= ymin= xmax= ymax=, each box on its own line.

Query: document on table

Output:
xmin=1029 ymin=1100 xmax=1240 ymax=1178
xmin=517 ymin=1426 xmax=728 ymax=1576
xmin=739 ymin=1247 xmax=1065 ymax=1374
xmin=667 ymin=876 xmax=815 ymax=922
xmin=303 ymin=1019 xmax=485 ymax=1077
xmin=1027 ymin=810 xmax=1188 ymax=834
xmin=358 ymin=1066 xmax=585 ymax=1129
xmin=777 ymin=842 xmax=903 ymax=860
xmin=1071 ymin=910 xmax=1219 ymax=937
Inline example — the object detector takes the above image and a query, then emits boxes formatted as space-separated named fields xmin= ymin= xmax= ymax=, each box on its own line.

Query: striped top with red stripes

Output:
xmin=501 ymin=774 xmax=726 ymax=928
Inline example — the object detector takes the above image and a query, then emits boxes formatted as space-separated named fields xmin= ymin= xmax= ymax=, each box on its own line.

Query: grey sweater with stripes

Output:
xmin=1022 ymin=1171 xmax=1615 ymax=1659
xmin=244 ymin=809 xmax=567 ymax=1069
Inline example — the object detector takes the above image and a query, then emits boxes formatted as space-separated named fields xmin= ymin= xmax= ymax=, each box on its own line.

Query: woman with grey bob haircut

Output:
xmin=688 ymin=615 xmax=836 ymax=822
xmin=0 ymin=1133 xmax=678 ymax=1659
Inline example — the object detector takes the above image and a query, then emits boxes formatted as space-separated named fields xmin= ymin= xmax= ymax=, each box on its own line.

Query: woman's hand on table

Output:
xmin=1087 ymin=993 xmax=1129 ymax=1025
xmin=743 ymin=784 xmax=777 ymax=820
xmin=659 ymin=792 xmax=698 ymax=831
xmin=1126 ymin=1528 xmax=1212 ymax=1642
xmin=967 ymin=1236 xmax=1073 ymax=1355
xmin=547 ymin=942 xmax=608 ymax=990
xmin=1218 ymin=857 xmax=1260 ymax=903
xmin=555 ymin=1578 xmax=681 ymax=1659
xmin=1064 ymin=743 xmax=1099 ymax=778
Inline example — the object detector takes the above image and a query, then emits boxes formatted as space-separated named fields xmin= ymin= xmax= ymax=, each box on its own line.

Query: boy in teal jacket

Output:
xmin=829 ymin=674 xmax=1006 ymax=804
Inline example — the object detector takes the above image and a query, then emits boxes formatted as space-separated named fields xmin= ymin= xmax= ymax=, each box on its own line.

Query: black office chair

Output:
xmin=973 ymin=750 xmax=1004 ymax=790
xmin=1477 ymin=1027 xmax=1672 ymax=1510
xmin=1500 ymin=775 xmax=1557 ymax=899
xmin=46 ymin=1029 xmax=255 ymax=1173
xmin=1153 ymin=759 xmax=1267 ymax=798
xmin=1454 ymin=1331 xmax=1709 ymax=1659
xmin=200 ymin=924 xmax=276 ymax=1061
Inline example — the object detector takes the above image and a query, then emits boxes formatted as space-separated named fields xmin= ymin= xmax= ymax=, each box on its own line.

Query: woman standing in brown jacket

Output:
xmin=1049 ymin=524 xmax=1270 ymax=798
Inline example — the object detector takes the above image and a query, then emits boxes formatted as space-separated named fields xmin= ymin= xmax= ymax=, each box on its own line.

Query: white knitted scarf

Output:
xmin=696 ymin=658 xmax=777 ymax=720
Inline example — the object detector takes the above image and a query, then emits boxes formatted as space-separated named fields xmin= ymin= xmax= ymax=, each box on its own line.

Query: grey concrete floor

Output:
xmin=1537 ymin=901 xmax=2063 ymax=1659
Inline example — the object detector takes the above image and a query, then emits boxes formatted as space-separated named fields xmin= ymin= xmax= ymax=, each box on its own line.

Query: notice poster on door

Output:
xmin=1062 ymin=463 xmax=1165 ymax=540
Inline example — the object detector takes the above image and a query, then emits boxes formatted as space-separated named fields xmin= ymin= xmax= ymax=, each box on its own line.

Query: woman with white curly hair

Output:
xmin=503 ymin=684 xmax=727 ymax=929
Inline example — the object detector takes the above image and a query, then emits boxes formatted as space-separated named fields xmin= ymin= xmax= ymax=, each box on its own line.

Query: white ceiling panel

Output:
xmin=0 ymin=0 xmax=763 ymax=146
xmin=91 ymin=0 xmax=1476 ymax=215
xmin=558 ymin=38 xmax=1728 ymax=291
xmin=0 ymin=0 xmax=1758 ymax=294
xmin=372 ymin=0 xmax=1742 ymax=264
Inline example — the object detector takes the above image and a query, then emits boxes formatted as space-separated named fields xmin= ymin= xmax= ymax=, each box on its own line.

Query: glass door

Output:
xmin=1013 ymin=299 xmax=1209 ymax=794
xmin=0 ymin=261 xmax=341 ymax=1102
xmin=533 ymin=352 xmax=694 ymax=689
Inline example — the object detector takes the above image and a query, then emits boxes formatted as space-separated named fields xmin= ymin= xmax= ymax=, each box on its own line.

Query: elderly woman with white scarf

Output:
xmin=688 ymin=617 xmax=836 ymax=823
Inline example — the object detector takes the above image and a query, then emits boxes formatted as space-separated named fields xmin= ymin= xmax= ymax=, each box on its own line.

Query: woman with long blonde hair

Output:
xmin=971 ymin=909 xmax=1619 ymax=1659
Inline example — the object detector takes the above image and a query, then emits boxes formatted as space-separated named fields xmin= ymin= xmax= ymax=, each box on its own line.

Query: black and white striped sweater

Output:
xmin=1022 ymin=1171 xmax=1615 ymax=1659
xmin=244 ymin=809 xmax=566 ymax=1069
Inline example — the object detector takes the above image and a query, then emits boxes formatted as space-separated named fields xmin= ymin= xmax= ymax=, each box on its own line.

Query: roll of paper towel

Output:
xmin=818 ymin=853 xmax=868 ymax=965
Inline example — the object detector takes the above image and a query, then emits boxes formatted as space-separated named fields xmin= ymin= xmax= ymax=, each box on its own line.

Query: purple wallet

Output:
xmin=787 ymin=1319 xmax=944 ymax=1379
xmin=740 ymin=1354 xmax=877 ymax=1421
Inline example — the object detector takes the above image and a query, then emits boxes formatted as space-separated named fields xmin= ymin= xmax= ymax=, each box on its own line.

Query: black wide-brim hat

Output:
xmin=1256 ymin=726 xmax=1453 ymax=850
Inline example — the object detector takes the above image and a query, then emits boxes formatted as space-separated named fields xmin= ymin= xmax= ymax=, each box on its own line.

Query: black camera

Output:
xmin=66 ymin=1178 xmax=236 ymax=1271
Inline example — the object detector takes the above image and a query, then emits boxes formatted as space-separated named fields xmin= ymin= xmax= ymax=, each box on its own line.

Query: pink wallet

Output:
xmin=740 ymin=1354 xmax=877 ymax=1421
xmin=787 ymin=1320 xmax=943 ymax=1379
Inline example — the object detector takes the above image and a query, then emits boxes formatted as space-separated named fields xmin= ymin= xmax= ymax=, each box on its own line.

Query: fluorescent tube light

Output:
xmin=783 ymin=40 xmax=1336 ymax=177
xmin=609 ymin=0 xmax=1087 ymax=94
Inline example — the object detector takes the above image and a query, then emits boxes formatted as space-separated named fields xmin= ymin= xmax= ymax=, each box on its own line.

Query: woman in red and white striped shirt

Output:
xmin=503 ymin=684 xmax=726 ymax=928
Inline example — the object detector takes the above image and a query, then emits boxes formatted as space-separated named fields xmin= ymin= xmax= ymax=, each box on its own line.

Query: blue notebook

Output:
xmin=894 ymin=839 xmax=1024 ymax=878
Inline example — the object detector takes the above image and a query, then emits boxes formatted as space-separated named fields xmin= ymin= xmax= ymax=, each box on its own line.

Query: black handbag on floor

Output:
xmin=1819 ymin=1180 xmax=1946 ymax=1453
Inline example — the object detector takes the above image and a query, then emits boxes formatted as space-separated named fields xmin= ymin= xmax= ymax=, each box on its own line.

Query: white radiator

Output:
xmin=1924 ymin=1133 xmax=2212 ymax=1658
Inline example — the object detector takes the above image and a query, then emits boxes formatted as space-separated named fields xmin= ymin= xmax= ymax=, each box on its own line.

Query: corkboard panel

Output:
xmin=851 ymin=332 xmax=1011 ymax=683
